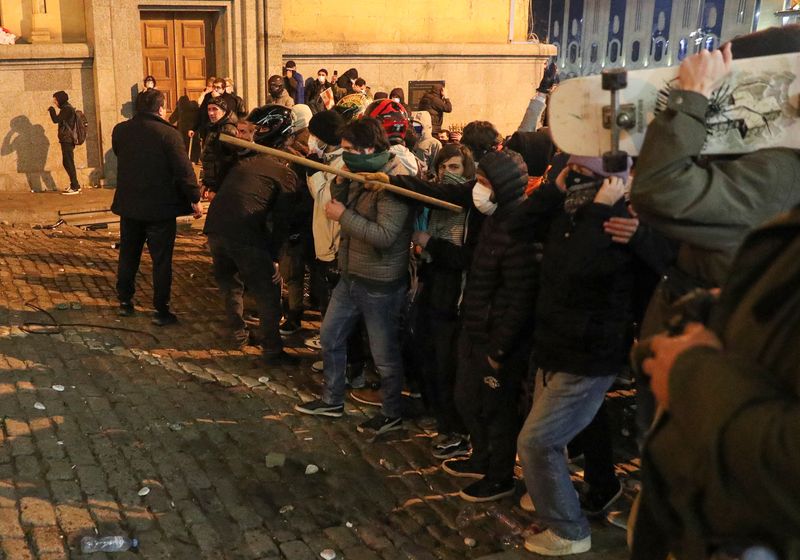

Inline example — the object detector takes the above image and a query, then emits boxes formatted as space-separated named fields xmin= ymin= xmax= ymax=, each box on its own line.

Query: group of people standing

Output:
xmin=107 ymin=25 xmax=800 ymax=560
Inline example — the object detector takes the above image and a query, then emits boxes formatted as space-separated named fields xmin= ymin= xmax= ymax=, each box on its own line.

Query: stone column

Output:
xmin=30 ymin=0 xmax=52 ymax=43
xmin=84 ymin=0 xmax=142 ymax=186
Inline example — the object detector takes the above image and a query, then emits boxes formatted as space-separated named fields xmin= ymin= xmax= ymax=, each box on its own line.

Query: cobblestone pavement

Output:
xmin=0 ymin=224 xmax=634 ymax=559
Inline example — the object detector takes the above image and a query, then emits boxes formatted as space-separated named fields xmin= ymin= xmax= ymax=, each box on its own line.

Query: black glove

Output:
xmin=537 ymin=61 xmax=559 ymax=94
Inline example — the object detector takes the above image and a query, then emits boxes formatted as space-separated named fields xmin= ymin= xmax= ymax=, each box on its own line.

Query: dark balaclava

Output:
xmin=268 ymin=75 xmax=285 ymax=97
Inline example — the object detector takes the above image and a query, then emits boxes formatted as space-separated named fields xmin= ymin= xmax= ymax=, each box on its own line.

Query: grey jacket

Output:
xmin=338 ymin=155 xmax=413 ymax=287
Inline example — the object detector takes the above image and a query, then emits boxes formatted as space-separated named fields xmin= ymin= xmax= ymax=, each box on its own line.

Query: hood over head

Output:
xmin=53 ymin=91 xmax=69 ymax=107
xmin=478 ymin=149 xmax=529 ymax=210
xmin=505 ymin=130 xmax=555 ymax=177
xmin=411 ymin=111 xmax=433 ymax=137
xmin=290 ymin=104 xmax=313 ymax=133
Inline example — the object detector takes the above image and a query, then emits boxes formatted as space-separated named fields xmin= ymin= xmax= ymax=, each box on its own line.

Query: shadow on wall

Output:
xmin=0 ymin=116 xmax=57 ymax=192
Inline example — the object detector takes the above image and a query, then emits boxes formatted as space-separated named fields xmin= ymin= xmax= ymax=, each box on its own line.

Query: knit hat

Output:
xmin=207 ymin=96 xmax=230 ymax=113
xmin=373 ymin=92 xmax=389 ymax=100
xmin=567 ymin=155 xmax=631 ymax=181
xmin=308 ymin=110 xmax=345 ymax=146
xmin=290 ymin=104 xmax=313 ymax=133
xmin=53 ymin=91 xmax=69 ymax=107
xmin=478 ymin=150 xmax=528 ymax=208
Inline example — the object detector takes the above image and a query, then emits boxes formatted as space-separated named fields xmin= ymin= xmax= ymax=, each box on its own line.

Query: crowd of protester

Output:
xmin=109 ymin=25 xmax=800 ymax=559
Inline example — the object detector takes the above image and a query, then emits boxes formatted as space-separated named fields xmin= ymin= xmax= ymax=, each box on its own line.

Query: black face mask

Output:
xmin=565 ymin=169 xmax=601 ymax=191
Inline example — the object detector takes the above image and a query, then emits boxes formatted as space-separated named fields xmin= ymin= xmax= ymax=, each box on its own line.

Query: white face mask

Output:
xmin=318 ymin=76 xmax=327 ymax=83
xmin=472 ymin=182 xmax=497 ymax=215
xmin=308 ymin=135 xmax=327 ymax=158
xmin=391 ymin=97 xmax=401 ymax=103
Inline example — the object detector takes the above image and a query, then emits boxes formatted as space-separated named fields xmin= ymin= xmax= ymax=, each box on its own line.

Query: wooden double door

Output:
xmin=140 ymin=12 xmax=215 ymax=118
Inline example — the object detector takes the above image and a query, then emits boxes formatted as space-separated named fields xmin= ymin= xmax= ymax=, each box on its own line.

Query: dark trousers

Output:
xmin=418 ymin=310 xmax=465 ymax=435
xmin=312 ymin=258 xmax=338 ymax=317
xmin=60 ymin=142 xmax=80 ymax=189
xmin=279 ymin=236 xmax=311 ymax=323
xmin=568 ymin=401 xmax=618 ymax=492
xmin=208 ymin=235 xmax=283 ymax=356
xmin=116 ymin=217 xmax=177 ymax=312
xmin=454 ymin=330 xmax=527 ymax=483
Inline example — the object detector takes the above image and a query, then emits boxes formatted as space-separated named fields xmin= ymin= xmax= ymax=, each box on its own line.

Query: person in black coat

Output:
xmin=111 ymin=89 xmax=201 ymax=326
xmin=417 ymin=84 xmax=452 ymax=134
xmin=450 ymin=150 xmax=538 ymax=502
xmin=517 ymin=156 xmax=675 ymax=554
xmin=199 ymin=96 xmax=238 ymax=195
xmin=48 ymin=90 xmax=81 ymax=194
xmin=204 ymin=115 xmax=298 ymax=364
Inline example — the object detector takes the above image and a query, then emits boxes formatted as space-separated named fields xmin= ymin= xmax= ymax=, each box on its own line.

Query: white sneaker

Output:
xmin=524 ymin=529 xmax=591 ymax=556
xmin=519 ymin=493 xmax=536 ymax=512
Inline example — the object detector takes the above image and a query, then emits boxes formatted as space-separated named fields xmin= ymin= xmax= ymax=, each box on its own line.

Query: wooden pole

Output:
xmin=219 ymin=134 xmax=463 ymax=213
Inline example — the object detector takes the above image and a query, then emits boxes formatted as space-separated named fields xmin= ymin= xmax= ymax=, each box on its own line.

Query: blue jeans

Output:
xmin=320 ymin=277 xmax=406 ymax=418
xmin=517 ymin=369 xmax=616 ymax=540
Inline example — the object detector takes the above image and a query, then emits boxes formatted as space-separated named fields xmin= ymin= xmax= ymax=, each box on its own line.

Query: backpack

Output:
xmin=73 ymin=109 xmax=88 ymax=145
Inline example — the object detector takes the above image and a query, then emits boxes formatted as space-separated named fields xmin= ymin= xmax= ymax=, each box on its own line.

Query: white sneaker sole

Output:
xmin=524 ymin=536 xmax=591 ymax=555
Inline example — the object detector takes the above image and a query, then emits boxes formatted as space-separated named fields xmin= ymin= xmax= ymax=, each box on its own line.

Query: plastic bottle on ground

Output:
xmin=80 ymin=536 xmax=139 ymax=553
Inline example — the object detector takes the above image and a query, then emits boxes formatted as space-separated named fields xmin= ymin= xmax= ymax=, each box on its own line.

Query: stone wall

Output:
xmin=0 ymin=44 xmax=100 ymax=192
xmin=283 ymin=42 xmax=556 ymax=137
xmin=283 ymin=0 xmax=531 ymax=44
xmin=0 ymin=0 xmax=87 ymax=43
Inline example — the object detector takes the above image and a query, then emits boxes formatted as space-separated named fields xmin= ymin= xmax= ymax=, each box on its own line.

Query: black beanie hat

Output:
xmin=478 ymin=149 xmax=528 ymax=208
xmin=208 ymin=96 xmax=230 ymax=113
xmin=308 ymin=110 xmax=346 ymax=146
xmin=53 ymin=91 xmax=69 ymax=107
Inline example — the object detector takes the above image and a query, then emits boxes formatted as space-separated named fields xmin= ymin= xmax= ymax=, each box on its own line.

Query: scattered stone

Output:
xmin=70 ymin=302 xmax=82 ymax=310
xmin=305 ymin=464 xmax=319 ymax=475
xmin=56 ymin=303 xmax=69 ymax=310
xmin=168 ymin=423 xmax=183 ymax=432
xmin=258 ymin=376 xmax=270 ymax=384
xmin=345 ymin=522 xmax=353 ymax=528
xmin=137 ymin=487 xmax=150 ymax=497
xmin=51 ymin=385 xmax=65 ymax=392
xmin=279 ymin=505 xmax=294 ymax=514
xmin=320 ymin=549 xmax=337 ymax=560
xmin=265 ymin=453 xmax=286 ymax=468
xmin=33 ymin=402 xmax=46 ymax=410
xmin=464 ymin=537 xmax=477 ymax=548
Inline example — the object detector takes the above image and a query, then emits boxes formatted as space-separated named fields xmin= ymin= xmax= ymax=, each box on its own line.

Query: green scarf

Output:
xmin=342 ymin=151 xmax=392 ymax=173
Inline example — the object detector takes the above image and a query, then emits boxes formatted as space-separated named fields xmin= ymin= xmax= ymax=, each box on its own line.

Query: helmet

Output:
xmin=246 ymin=104 xmax=294 ymax=147
xmin=365 ymin=99 xmax=409 ymax=145
xmin=334 ymin=93 xmax=368 ymax=123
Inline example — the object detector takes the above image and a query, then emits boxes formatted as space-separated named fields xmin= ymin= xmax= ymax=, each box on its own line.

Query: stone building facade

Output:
xmin=0 ymin=0 xmax=555 ymax=192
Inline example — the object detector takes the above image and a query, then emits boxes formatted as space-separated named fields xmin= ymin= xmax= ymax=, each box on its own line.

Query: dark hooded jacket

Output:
xmin=417 ymin=84 xmax=452 ymax=134
xmin=48 ymin=91 xmax=78 ymax=145
xmin=332 ymin=68 xmax=358 ymax=102
xmin=459 ymin=150 xmax=538 ymax=365
xmin=199 ymin=103 xmax=238 ymax=193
